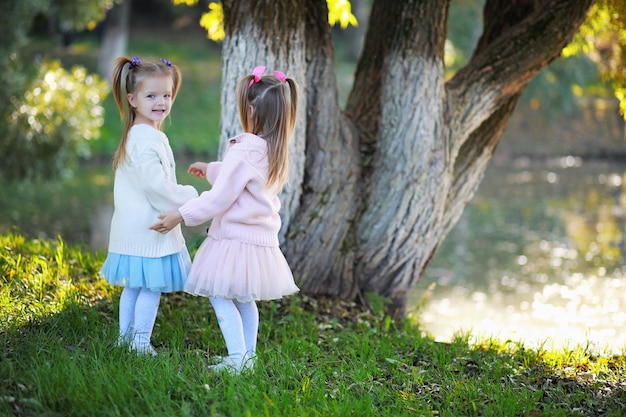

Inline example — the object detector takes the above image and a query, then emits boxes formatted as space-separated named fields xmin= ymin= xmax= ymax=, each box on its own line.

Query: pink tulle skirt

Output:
xmin=184 ymin=236 xmax=299 ymax=302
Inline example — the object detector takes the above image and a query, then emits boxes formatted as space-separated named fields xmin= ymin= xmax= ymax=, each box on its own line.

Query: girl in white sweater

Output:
xmin=100 ymin=56 xmax=198 ymax=355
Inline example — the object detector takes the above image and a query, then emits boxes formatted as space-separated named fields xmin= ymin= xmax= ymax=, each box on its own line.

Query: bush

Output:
xmin=1 ymin=60 xmax=108 ymax=180
xmin=0 ymin=0 xmax=112 ymax=182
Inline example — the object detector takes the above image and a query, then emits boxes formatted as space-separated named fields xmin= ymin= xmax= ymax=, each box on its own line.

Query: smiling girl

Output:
xmin=100 ymin=56 xmax=198 ymax=355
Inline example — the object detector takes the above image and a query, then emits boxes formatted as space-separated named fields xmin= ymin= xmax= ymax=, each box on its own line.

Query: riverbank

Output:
xmin=413 ymin=156 xmax=626 ymax=355
xmin=497 ymin=98 xmax=626 ymax=160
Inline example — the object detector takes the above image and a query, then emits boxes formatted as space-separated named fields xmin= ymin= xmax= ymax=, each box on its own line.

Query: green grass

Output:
xmin=1 ymin=232 xmax=626 ymax=416
xmin=0 ymin=164 xmax=113 ymax=246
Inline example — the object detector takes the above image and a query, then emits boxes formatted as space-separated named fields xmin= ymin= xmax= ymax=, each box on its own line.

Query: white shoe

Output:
xmin=208 ymin=354 xmax=256 ymax=375
xmin=130 ymin=343 xmax=158 ymax=356
xmin=115 ymin=337 xmax=130 ymax=348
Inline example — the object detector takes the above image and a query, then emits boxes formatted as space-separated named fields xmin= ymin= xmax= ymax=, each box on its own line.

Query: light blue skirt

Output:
xmin=100 ymin=249 xmax=191 ymax=293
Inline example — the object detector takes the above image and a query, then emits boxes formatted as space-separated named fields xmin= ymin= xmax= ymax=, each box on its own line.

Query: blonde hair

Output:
xmin=111 ymin=56 xmax=182 ymax=169
xmin=236 ymin=71 xmax=298 ymax=190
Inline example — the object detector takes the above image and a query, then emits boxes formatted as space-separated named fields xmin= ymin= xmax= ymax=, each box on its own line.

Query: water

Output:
xmin=410 ymin=156 xmax=626 ymax=354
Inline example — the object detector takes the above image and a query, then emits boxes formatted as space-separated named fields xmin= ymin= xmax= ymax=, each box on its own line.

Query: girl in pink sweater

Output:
xmin=151 ymin=66 xmax=299 ymax=373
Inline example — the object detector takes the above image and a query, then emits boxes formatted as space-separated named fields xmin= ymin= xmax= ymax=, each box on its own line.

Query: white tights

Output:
xmin=118 ymin=287 xmax=161 ymax=350
xmin=209 ymin=296 xmax=259 ymax=361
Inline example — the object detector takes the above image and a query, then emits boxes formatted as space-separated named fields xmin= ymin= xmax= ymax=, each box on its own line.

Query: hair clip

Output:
xmin=129 ymin=57 xmax=141 ymax=69
xmin=160 ymin=57 xmax=172 ymax=67
xmin=248 ymin=66 xmax=266 ymax=87
xmin=274 ymin=71 xmax=286 ymax=83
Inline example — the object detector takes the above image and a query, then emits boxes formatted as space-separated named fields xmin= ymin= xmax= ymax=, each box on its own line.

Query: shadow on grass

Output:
xmin=2 ymin=294 xmax=626 ymax=416
xmin=0 ymin=297 xmax=218 ymax=416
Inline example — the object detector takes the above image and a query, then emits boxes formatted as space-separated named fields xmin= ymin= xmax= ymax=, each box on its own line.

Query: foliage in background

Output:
xmin=0 ymin=165 xmax=114 ymax=246
xmin=2 ymin=60 xmax=108 ymax=180
xmin=326 ymin=0 xmax=358 ymax=29
xmin=51 ymin=0 xmax=119 ymax=31
xmin=0 ymin=1 xmax=47 ymax=63
xmin=199 ymin=2 xmax=225 ymax=41
xmin=1 ymin=231 xmax=626 ymax=416
xmin=444 ymin=0 xmax=618 ymax=120
xmin=0 ymin=1 xmax=48 ymax=179
xmin=0 ymin=0 xmax=111 ymax=181
xmin=563 ymin=0 xmax=626 ymax=117
xmin=444 ymin=0 xmax=484 ymax=73
xmin=178 ymin=0 xmax=358 ymax=43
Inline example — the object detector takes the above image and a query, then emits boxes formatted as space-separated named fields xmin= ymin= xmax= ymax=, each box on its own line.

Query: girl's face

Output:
xmin=127 ymin=75 xmax=173 ymax=129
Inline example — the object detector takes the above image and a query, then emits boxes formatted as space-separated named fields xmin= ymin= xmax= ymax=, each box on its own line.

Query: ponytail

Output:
xmin=111 ymin=57 xmax=134 ymax=170
xmin=237 ymin=71 xmax=299 ymax=190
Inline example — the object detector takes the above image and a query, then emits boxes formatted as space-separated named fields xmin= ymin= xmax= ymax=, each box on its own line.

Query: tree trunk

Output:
xmin=98 ymin=0 xmax=131 ymax=82
xmin=220 ymin=0 xmax=595 ymax=317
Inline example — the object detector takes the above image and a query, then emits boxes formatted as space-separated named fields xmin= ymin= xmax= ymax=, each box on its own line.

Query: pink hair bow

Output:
xmin=248 ymin=66 xmax=266 ymax=87
xmin=274 ymin=71 xmax=286 ymax=83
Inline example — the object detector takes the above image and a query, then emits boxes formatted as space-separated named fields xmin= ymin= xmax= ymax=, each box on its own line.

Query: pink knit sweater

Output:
xmin=178 ymin=133 xmax=282 ymax=247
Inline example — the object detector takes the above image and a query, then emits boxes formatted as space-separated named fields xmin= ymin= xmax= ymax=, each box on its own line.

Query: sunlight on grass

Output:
xmin=0 ymin=233 xmax=113 ymax=328
xmin=1 ymin=233 xmax=625 ymax=416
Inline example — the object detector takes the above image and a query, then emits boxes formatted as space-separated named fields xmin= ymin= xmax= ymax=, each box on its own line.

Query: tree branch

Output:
xmin=446 ymin=0 xmax=594 ymax=161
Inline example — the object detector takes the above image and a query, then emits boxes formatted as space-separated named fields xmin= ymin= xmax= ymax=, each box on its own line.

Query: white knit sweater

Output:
xmin=107 ymin=124 xmax=198 ymax=258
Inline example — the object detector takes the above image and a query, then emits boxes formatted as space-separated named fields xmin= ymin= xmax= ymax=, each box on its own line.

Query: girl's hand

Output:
xmin=149 ymin=211 xmax=183 ymax=234
xmin=188 ymin=162 xmax=208 ymax=178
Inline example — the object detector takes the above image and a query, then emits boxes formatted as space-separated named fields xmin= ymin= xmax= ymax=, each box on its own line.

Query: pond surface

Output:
xmin=3 ymin=156 xmax=626 ymax=353
xmin=410 ymin=156 xmax=626 ymax=354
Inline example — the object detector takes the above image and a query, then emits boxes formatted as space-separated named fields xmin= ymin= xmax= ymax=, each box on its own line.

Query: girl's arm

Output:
xmin=131 ymin=143 xmax=198 ymax=211
xmin=178 ymin=149 xmax=256 ymax=227
xmin=151 ymin=151 xmax=255 ymax=232
xmin=188 ymin=162 xmax=207 ymax=178
xmin=205 ymin=162 xmax=221 ymax=185
xmin=188 ymin=161 xmax=222 ymax=185
xmin=150 ymin=210 xmax=183 ymax=233
xmin=152 ymin=161 xmax=225 ymax=233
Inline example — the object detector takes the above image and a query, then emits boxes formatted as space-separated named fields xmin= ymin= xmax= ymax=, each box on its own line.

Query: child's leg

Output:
xmin=131 ymin=288 xmax=161 ymax=354
xmin=118 ymin=287 xmax=140 ymax=343
xmin=234 ymin=300 xmax=258 ymax=358
xmin=209 ymin=296 xmax=246 ymax=364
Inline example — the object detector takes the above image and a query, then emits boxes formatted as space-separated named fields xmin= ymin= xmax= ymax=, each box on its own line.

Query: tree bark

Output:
xmin=220 ymin=0 xmax=595 ymax=317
